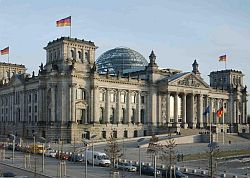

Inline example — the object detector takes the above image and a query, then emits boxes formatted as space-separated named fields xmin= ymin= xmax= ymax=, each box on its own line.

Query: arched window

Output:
xmin=57 ymin=50 xmax=60 ymax=59
xmin=78 ymin=51 xmax=82 ymax=60
xmin=131 ymin=108 xmax=136 ymax=123
xmin=50 ymin=52 xmax=53 ymax=61
xmin=71 ymin=50 xmax=74 ymax=59
xmin=100 ymin=107 xmax=104 ymax=124
xmin=85 ymin=51 xmax=89 ymax=61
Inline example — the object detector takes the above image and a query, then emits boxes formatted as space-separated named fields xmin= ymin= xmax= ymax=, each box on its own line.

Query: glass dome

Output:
xmin=96 ymin=47 xmax=148 ymax=74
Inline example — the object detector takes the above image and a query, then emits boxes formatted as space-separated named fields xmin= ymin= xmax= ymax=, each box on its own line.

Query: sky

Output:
xmin=0 ymin=1 xmax=250 ymax=90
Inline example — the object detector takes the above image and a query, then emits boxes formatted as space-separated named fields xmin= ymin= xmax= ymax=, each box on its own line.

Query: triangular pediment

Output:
xmin=168 ymin=72 xmax=210 ymax=88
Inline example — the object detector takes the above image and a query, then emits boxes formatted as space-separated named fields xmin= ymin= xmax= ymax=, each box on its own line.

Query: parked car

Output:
xmin=56 ymin=153 xmax=69 ymax=160
xmin=68 ymin=154 xmax=83 ymax=162
xmin=45 ymin=150 xmax=57 ymax=158
xmin=1 ymin=172 xmax=16 ymax=177
xmin=115 ymin=162 xmax=137 ymax=172
xmin=141 ymin=165 xmax=161 ymax=176
xmin=161 ymin=169 xmax=187 ymax=178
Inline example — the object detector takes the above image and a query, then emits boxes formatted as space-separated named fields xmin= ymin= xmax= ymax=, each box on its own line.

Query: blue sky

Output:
xmin=1 ymin=0 xmax=250 ymax=89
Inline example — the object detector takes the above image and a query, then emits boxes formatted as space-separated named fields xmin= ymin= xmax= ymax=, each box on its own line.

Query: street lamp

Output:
xmin=137 ymin=138 xmax=145 ymax=176
xmin=91 ymin=134 xmax=97 ymax=167
xmin=9 ymin=134 xmax=16 ymax=164
xmin=82 ymin=139 xmax=89 ymax=178
xmin=39 ymin=137 xmax=46 ymax=172
xmin=82 ymin=131 xmax=88 ymax=178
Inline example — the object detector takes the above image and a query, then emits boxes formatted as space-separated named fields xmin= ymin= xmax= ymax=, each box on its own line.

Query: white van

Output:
xmin=85 ymin=151 xmax=111 ymax=167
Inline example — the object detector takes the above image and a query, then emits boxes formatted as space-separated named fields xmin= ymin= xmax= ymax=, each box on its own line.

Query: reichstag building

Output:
xmin=0 ymin=37 xmax=248 ymax=142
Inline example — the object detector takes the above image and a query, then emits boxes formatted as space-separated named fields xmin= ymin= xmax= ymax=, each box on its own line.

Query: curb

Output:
xmin=0 ymin=161 xmax=53 ymax=178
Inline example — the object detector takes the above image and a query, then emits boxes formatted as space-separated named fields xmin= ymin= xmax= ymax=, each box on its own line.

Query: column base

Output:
xmin=197 ymin=123 xmax=204 ymax=128
xmin=188 ymin=123 xmax=197 ymax=129
xmin=166 ymin=123 xmax=173 ymax=127
xmin=173 ymin=123 xmax=181 ymax=128
xmin=181 ymin=123 xmax=188 ymax=129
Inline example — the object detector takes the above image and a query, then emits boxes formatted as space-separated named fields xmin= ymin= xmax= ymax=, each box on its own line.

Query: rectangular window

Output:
xmin=141 ymin=96 xmax=145 ymax=104
xmin=121 ymin=93 xmax=125 ymax=103
xmin=34 ymin=93 xmax=38 ymax=103
xmin=131 ymin=95 xmax=136 ymax=103
xmin=29 ymin=94 xmax=32 ymax=103
xmin=100 ymin=92 xmax=105 ymax=101
xmin=110 ymin=93 xmax=115 ymax=102
xmin=35 ymin=106 xmax=37 ymax=113
xmin=29 ymin=106 xmax=31 ymax=113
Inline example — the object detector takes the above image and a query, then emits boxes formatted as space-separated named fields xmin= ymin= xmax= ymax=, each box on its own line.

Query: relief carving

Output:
xmin=178 ymin=76 xmax=201 ymax=87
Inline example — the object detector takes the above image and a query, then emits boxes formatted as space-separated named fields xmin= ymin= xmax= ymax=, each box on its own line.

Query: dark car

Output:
xmin=141 ymin=165 xmax=161 ymax=176
xmin=68 ymin=154 xmax=83 ymax=162
xmin=161 ymin=170 xmax=187 ymax=178
xmin=2 ymin=172 xmax=16 ymax=177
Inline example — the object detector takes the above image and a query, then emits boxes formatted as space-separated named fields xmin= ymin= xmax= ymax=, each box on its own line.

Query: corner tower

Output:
xmin=43 ymin=37 xmax=97 ymax=74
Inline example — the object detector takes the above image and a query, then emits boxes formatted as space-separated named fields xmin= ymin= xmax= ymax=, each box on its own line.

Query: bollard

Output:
xmin=221 ymin=173 xmax=226 ymax=178
xmin=176 ymin=167 xmax=180 ymax=171
xmin=201 ymin=170 xmax=206 ymax=175
xmin=148 ymin=162 xmax=151 ymax=166
xmin=161 ymin=164 xmax=165 ymax=169
xmin=232 ymin=176 xmax=238 ymax=178
xmin=192 ymin=169 xmax=196 ymax=173
xmin=184 ymin=168 xmax=188 ymax=173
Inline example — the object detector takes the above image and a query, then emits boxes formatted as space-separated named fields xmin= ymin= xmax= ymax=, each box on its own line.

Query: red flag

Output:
xmin=0 ymin=47 xmax=9 ymax=55
xmin=216 ymin=107 xmax=224 ymax=118
xmin=219 ymin=55 xmax=226 ymax=62
xmin=56 ymin=16 xmax=71 ymax=27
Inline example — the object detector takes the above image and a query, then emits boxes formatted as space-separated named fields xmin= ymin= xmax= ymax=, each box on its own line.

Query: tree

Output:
xmin=159 ymin=138 xmax=177 ymax=178
xmin=147 ymin=135 xmax=160 ymax=164
xmin=104 ymin=133 xmax=123 ymax=171
xmin=208 ymin=142 xmax=220 ymax=178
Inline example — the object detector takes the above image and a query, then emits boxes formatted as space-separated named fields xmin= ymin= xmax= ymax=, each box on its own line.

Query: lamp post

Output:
xmin=137 ymin=138 xmax=145 ymax=176
xmin=91 ymin=134 xmax=97 ymax=167
xmin=39 ymin=137 xmax=46 ymax=172
xmin=82 ymin=131 xmax=88 ymax=178
xmin=9 ymin=134 xmax=16 ymax=164
xmin=32 ymin=132 xmax=37 ymax=178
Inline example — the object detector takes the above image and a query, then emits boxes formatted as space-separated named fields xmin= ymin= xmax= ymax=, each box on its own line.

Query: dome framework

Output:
xmin=96 ymin=47 xmax=148 ymax=74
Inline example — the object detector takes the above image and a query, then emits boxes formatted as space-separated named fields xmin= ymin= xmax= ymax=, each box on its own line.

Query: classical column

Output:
xmin=71 ymin=85 xmax=76 ymax=122
xmin=233 ymin=100 xmax=237 ymax=124
xmin=182 ymin=93 xmax=187 ymax=129
xmin=197 ymin=94 xmax=203 ymax=128
xmin=136 ymin=92 xmax=141 ymax=124
xmin=91 ymin=86 xmax=98 ymax=123
xmin=126 ymin=91 xmax=131 ymax=123
xmin=116 ymin=90 xmax=121 ymax=124
xmin=51 ymin=86 xmax=56 ymax=122
xmin=190 ymin=94 xmax=195 ymax=128
xmin=105 ymin=89 xmax=110 ymax=123
xmin=204 ymin=96 xmax=209 ymax=126
xmin=166 ymin=92 xmax=171 ymax=126
xmin=244 ymin=100 xmax=248 ymax=124
xmin=174 ymin=92 xmax=179 ymax=127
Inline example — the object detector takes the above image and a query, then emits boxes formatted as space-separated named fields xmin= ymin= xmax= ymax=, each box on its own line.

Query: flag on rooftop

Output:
xmin=219 ymin=54 xmax=227 ymax=62
xmin=56 ymin=16 xmax=71 ymax=27
xmin=0 ymin=47 xmax=9 ymax=55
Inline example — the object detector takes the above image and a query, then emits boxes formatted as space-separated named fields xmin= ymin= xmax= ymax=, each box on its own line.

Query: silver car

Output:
xmin=116 ymin=162 xmax=137 ymax=172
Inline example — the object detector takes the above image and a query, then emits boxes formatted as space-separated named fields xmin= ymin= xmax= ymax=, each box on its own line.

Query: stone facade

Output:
xmin=0 ymin=37 xmax=248 ymax=143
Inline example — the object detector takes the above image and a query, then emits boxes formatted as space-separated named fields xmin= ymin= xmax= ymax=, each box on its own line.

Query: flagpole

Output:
xmin=210 ymin=109 xmax=212 ymax=144
xmin=70 ymin=24 xmax=71 ymax=38
xmin=222 ymin=108 xmax=225 ymax=145
xmin=70 ymin=16 xmax=72 ymax=38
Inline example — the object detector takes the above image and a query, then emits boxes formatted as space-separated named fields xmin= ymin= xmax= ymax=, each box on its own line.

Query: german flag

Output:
xmin=56 ymin=16 xmax=71 ymax=27
xmin=219 ymin=55 xmax=226 ymax=62
xmin=216 ymin=107 xmax=224 ymax=118
xmin=0 ymin=47 xmax=9 ymax=55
